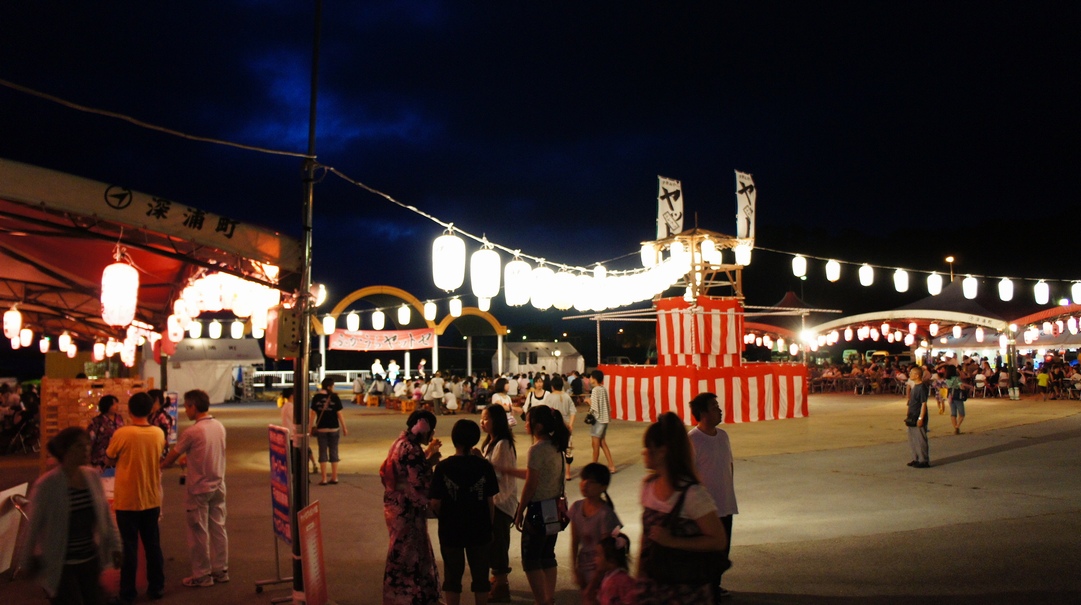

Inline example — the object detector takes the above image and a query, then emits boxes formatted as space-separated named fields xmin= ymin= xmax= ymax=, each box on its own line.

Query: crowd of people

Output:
xmin=374 ymin=373 xmax=737 ymax=605
xmin=1 ymin=381 xmax=39 ymax=455
xmin=17 ymin=389 xmax=229 ymax=605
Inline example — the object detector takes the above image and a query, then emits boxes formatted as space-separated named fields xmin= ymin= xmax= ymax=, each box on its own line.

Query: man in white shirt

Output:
xmin=506 ymin=374 xmax=519 ymax=397
xmin=163 ymin=389 xmax=229 ymax=588
xmin=688 ymin=392 xmax=737 ymax=600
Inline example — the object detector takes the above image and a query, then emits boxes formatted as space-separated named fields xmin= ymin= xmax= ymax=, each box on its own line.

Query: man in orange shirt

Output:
xmin=106 ymin=392 xmax=166 ymax=604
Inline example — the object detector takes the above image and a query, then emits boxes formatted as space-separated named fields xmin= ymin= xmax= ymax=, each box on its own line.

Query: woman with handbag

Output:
xmin=513 ymin=405 xmax=571 ymax=605
xmin=637 ymin=412 xmax=728 ymax=604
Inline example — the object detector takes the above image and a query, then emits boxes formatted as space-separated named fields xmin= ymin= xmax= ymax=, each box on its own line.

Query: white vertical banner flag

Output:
xmin=657 ymin=176 xmax=684 ymax=239
xmin=735 ymin=170 xmax=756 ymax=240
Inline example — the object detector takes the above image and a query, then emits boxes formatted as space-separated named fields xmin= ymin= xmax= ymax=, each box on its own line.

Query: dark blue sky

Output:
xmin=1 ymin=2 xmax=1078 ymax=326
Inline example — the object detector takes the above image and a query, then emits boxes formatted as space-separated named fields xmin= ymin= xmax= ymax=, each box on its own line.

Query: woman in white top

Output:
xmin=491 ymin=377 xmax=513 ymax=414
xmin=638 ymin=412 xmax=727 ymax=603
xmin=480 ymin=404 xmax=518 ymax=601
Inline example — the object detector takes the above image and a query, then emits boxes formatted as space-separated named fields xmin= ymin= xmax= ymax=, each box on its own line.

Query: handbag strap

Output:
xmin=664 ymin=481 xmax=696 ymax=530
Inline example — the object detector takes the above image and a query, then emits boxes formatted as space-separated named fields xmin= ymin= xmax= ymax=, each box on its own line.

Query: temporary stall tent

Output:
xmin=495 ymin=341 xmax=584 ymax=377
xmin=165 ymin=338 xmax=265 ymax=403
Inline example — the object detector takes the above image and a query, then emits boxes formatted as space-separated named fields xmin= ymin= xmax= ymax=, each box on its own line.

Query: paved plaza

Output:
xmin=4 ymin=391 xmax=1081 ymax=604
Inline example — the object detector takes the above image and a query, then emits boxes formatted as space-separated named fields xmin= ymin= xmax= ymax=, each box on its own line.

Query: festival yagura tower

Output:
xmin=598 ymin=228 xmax=808 ymax=426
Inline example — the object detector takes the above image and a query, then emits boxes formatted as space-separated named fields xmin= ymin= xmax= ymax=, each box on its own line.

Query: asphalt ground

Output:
xmin=4 ymin=390 xmax=1081 ymax=605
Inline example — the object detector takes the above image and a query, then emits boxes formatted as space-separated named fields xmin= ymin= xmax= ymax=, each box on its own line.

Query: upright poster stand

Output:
xmin=255 ymin=425 xmax=293 ymax=602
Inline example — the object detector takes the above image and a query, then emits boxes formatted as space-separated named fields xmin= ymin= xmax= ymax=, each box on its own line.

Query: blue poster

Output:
xmin=268 ymin=425 xmax=292 ymax=545
xmin=166 ymin=392 xmax=179 ymax=445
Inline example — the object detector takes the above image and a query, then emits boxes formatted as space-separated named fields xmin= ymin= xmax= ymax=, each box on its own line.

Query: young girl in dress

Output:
xmin=595 ymin=532 xmax=638 ymax=605
xmin=569 ymin=463 xmax=621 ymax=604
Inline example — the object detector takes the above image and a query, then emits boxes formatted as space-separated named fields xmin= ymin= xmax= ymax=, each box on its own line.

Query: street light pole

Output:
xmin=945 ymin=255 xmax=955 ymax=282
xmin=291 ymin=1 xmax=321 ymax=603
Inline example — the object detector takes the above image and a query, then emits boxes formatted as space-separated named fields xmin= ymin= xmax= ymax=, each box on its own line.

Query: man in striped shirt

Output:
xmin=588 ymin=370 xmax=616 ymax=473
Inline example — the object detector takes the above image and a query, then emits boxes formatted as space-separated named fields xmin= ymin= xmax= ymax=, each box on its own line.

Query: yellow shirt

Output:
xmin=106 ymin=424 xmax=164 ymax=511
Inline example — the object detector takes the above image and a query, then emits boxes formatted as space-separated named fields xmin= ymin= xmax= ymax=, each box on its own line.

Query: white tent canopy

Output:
xmin=495 ymin=341 xmax=585 ymax=377
xmin=159 ymin=338 xmax=265 ymax=403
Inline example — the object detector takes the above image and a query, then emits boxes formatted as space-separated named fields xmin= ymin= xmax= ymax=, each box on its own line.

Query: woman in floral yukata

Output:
xmin=379 ymin=410 xmax=443 ymax=604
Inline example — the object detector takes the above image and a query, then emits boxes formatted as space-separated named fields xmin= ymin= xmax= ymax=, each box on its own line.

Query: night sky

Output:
xmin=1 ymin=2 xmax=1079 ymax=369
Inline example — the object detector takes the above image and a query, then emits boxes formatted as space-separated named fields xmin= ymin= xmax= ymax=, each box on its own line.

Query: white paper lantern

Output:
xmin=904 ymin=334 xmax=915 ymax=347
xmin=66 ymin=343 xmax=77 ymax=358
xmin=881 ymin=322 xmax=890 ymax=334
xmin=953 ymin=325 xmax=962 ymax=339
xmin=503 ymin=259 xmax=532 ymax=306
xmin=1068 ymin=317 xmax=1078 ymax=334
xmin=792 ymin=255 xmax=807 ymax=278
xmin=870 ymin=328 xmax=880 ymax=341
xmin=322 ymin=315 xmax=335 ymax=335
xmin=231 ymin=320 xmax=245 ymax=339
xmin=1073 ymin=283 xmax=1081 ymax=305
xmin=449 ymin=297 xmax=462 ymax=317
xmin=101 ymin=261 xmax=140 ymax=326
xmin=908 ymin=322 xmax=917 ymax=334
xmin=1034 ymin=280 xmax=1050 ymax=305
xmin=167 ymin=315 xmax=184 ymax=342
xmin=825 ymin=260 xmax=841 ymax=282
xmin=1042 ymin=321 xmax=1053 ymax=335
xmin=3 ymin=306 xmax=22 ymax=339
xmin=975 ymin=327 xmax=984 ymax=343
xmin=530 ymin=266 xmax=556 ymax=310
xmin=733 ymin=243 xmax=752 ymax=266
xmin=188 ymin=321 xmax=203 ymax=339
xmin=93 ymin=342 xmax=106 ymax=360
xmin=893 ymin=269 xmax=909 ymax=292
xmin=199 ymin=273 xmax=225 ymax=312
xmin=927 ymin=272 xmax=943 ymax=296
xmin=347 ymin=311 xmax=360 ymax=331
xmin=208 ymin=320 xmax=223 ymax=339
xmin=789 ymin=343 xmax=799 ymax=356
xmin=18 ymin=327 xmax=32 ymax=348
xmin=755 ymin=337 xmax=763 ymax=347
xmin=929 ymin=323 xmax=939 ymax=337
xmin=432 ymin=232 xmax=466 ymax=292
xmin=858 ymin=264 xmax=874 ymax=287
xmin=552 ymin=272 xmax=576 ymax=311
xmin=397 ymin=305 xmax=411 ymax=325
xmin=962 ymin=275 xmax=978 ymax=299
xmin=844 ymin=327 xmax=853 ymax=341
xmin=252 ymin=326 xmax=265 ymax=339
xmin=59 ymin=331 xmax=72 ymax=351
xmin=478 ymin=297 xmax=491 ymax=312
xmin=998 ymin=278 xmax=1014 ymax=302
xmin=640 ymin=243 xmax=658 ymax=268
xmin=999 ymin=334 xmax=1008 ymax=348
xmin=9 ymin=336 xmax=20 ymax=349
xmin=886 ymin=332 xmax=895 ymax=344
xmin=470 ymin=247 xmax=501 ymax=299
xmin=372 ymin=310 xmax=385 ymax=331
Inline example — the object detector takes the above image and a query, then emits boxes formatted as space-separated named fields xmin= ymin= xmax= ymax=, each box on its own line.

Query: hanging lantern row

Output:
xmin=324 ymin=298 xmax=472 ymax=334
xmin=431 ymin=228 xmax=753 ymax=314
xmin=166 ymin=271 xmax=281 ymax=343
xmin=787 ymin=254 xmax=1081 ymax=305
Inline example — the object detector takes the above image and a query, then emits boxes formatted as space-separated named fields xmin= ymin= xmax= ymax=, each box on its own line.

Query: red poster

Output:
xmin=327 ymin=328 xmax=434 ymax=352
xmin=298 ymin=501 xmax=328 ymax=605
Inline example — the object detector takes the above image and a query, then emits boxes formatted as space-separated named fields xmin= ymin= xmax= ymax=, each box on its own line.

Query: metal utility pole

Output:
xmin=291 ymin=1 xmax=322 ymax=603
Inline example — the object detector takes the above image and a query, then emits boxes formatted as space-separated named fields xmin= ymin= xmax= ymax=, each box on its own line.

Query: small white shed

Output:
xmin=164 ymin=339 xmax=265 ymax=403
xmin=494 ymin=341 xmax=585 ymax=377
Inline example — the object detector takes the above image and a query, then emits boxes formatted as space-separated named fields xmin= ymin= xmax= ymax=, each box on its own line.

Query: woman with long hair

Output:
xmin=481 ymin=404 xmax=518 ymax=602
xmin=637 ymin=412 xmax=727 ymax=603
xmin=514 ymin=406 xmax=570 ymax=605
xmin=19 ymin=427 xmax=121 ymax=604
xmin=380 ymin=410 xmax=443 ymax=604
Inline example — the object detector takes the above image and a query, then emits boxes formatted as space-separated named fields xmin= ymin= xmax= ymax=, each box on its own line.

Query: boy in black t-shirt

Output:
xmin=430 ymin=419 xmax=499 ymax=604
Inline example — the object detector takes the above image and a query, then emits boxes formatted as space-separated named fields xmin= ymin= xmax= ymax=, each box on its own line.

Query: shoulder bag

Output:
xmin=525 ymin=453 xmax=570 ymax=535
xmin=644 ymin=482 xmax=727 ymax=585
